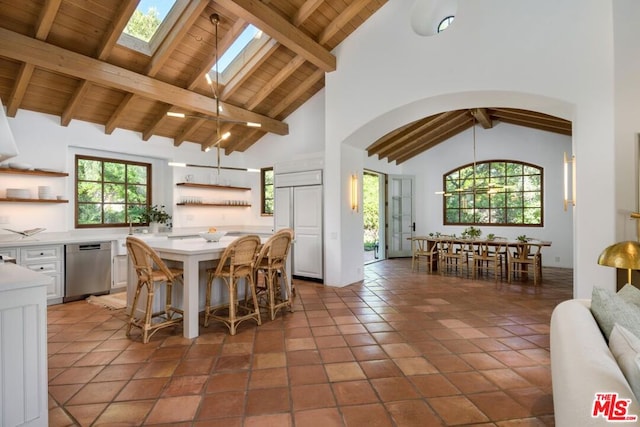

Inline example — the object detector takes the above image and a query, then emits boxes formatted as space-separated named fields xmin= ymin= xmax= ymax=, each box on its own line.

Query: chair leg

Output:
xmin=203 ymin=271 xmax=213 ymax=327
xmin=142 ymin=284 xmax=155 ymax=344
xmin=127 ymin=280 xmax=143 ymax=337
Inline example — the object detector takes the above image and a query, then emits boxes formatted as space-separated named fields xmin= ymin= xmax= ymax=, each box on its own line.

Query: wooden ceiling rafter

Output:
xmin=388 ymin=112 xmax=472 ymax=163
xmin=6 ymin=0 xmax=62 ymax=117
xmin=61 ymin=1 xmax=139 ymax=127
xmin=214 ymin=0 xmax=336 ymax=72
xmin=0 ymin=28 xmax=288 ymax=135
xmin=394 ymin=117 xmax=473 ymax=164
xmin=367 ymin=107 xmax=572 ymax=165
xmin=0 ymin=0 xmax=387 ymax=153
xmin=374 ymin=111 xmax=465 ymax=159
xmin=105 ymin=0 xmax=209 ymax=135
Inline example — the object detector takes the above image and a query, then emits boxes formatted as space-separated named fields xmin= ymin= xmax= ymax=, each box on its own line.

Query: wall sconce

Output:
xmin=350 ymin=174 xmax=359 ymax=212
xmin=563 ymin=152 xmax=576 ymax=211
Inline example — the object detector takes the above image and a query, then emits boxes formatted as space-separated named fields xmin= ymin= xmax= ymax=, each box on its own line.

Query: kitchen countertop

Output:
xmin=0 ymin=226 xmax=274 ymax=248
xmin=0 ymin=262 xmax=52 ymax=291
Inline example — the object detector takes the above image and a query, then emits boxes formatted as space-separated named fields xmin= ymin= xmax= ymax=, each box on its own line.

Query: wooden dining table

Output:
xmin=410 ymin=236 xmax=552 ymax=279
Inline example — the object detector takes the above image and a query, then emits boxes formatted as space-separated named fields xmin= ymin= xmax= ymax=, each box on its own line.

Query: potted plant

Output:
xmin=132 ymin=205 xmax=172 ymax=233
xmin=464 ymin=226 xmax=482 ymax=239
xmin=486 ymin=233 xmax=495 ymax=241
xmin=516 ymin=234 xmax=528 ymax=243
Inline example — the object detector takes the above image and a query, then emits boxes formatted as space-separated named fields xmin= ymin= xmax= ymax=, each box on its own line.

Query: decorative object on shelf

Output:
xmin=3 ymin=227 xmax=46 ymax=239
xmin=598 ymin=240 xmax=640 ymax=286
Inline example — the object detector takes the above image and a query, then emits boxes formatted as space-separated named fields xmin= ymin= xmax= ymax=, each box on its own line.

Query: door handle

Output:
xmin=412 ymin=222 xmax=416 ymax=232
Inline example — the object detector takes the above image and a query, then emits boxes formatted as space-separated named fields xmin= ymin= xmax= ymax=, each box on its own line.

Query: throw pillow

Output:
xmin=619 ymin=284 xmax=640 ymax=308
xmin=609 ymin=323 xmax=640 ymax=401
xmin=591 ymin=286 xmax=640 ymax=339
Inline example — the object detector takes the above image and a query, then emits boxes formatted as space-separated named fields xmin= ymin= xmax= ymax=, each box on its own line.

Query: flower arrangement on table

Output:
xmin=462 ymin=226 xmax=482 ymax=239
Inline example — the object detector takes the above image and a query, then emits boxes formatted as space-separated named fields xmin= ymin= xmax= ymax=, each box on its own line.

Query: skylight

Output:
xmin=437 ymin=16 xmax=455 ymax=33
xmin=118 ymin=0 xmax=187 ymax=56
xmin=208 ymin=25 xmax=266 ymax=84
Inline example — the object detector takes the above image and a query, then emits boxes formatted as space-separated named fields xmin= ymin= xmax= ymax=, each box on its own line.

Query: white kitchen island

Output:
xmin=0 ymin=263 xmax=50 ymax=427
xmin=131 ymin=234 xmax=268 ymax=339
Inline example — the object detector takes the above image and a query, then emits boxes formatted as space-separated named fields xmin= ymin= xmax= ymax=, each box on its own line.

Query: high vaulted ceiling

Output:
xmin=367 ymin=108 xmax=572 ymax=165
xmin=0 ymin=1 xmax=572 ymax=163
xmin=0 ymin=0 xmax=386 ymax=154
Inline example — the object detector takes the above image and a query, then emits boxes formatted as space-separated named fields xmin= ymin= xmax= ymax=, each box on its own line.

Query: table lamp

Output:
xmin=597 ymin=241 xmax=640 ymax=285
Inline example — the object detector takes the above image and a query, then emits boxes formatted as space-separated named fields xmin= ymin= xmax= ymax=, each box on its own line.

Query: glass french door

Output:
xmin=387 ymin=175 xmax=414 ymax=258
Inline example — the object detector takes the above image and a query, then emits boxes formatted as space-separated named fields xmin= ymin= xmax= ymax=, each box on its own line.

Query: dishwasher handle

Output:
xmin=79 ymin=244 xmax=103 ymax=251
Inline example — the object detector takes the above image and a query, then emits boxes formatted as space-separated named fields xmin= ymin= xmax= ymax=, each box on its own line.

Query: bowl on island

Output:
xmin=199 ymin=230 xmax=227 ymax=242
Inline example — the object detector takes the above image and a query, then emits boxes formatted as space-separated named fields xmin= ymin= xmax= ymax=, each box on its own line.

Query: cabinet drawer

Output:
xmin=0 ymin=248 xmax=17 ymax=259
xmin=23 ymin=261 xmax=59 ymax=275
xmin=20 ymin=245 xmax=62 ymax=262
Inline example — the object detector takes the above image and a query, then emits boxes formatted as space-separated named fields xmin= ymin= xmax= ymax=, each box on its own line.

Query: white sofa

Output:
xmin=550 ymin=299 xmax=640 ymax=426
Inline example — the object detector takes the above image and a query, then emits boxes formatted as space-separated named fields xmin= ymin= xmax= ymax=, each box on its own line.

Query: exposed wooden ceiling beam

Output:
xmin=496 ymin=117 xmax=572 ymax=136
xmin=6 ymin=0 xmax=62 ymax=117
xmin=245 ymin=55 xmax=306 ymax=110
xmin=105 ymin=1 xmax=209 ymax=135
xmin=61 ymin=1 xmax=139 ymax=126
xmin=174 ymin=118 xmax=207 ymax=147
xmin=471 ymin=108 xmax=492 ymax=129
xmin=373 ymin=111 xmax=465 ymax=159
xmin=0 ymin=27 xmax=288 ymax=135
xmin=395 ymin=118 xmax=473 ymax=164
xmin=214 ymin=0 xmax=336 ymax=72
xmin=35 ymin=0 xmax=62 ymax=40
xmin=221 ymin=38 xmax=280 ymax=99
xmin=319 ymin=0 xmax=370 ymax=45
xmin=142 ymin=104 xmax=173 ymax=141
xmin=388 ymin=112 xmax=471 ymax=162
xmin=293 ymin=0 xmax=324 ymax=26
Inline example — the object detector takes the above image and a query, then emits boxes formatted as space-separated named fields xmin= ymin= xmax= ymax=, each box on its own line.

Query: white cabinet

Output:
xmin=112 ymin=255 xmax=128 ymax=290
xmin=275 ymin=170 xmax=324 ymax=281
xmin=2 ymin=245 xmax=64 ymax=304
xmin=0 ymin=263 xmax=49 ymax=426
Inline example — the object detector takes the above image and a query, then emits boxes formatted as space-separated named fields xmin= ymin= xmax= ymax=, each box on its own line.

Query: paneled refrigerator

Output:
xmin=274 ymin=170 xmax=323 ymax=281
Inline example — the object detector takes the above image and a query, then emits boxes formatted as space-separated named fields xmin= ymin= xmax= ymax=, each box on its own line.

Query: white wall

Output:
xmin=403 ymin=123 xmax=573 ymax=268
xmin=1 ymin=109 xmax=262 ymax=234
xmin=323 ymin=0 xmax=622 ymax=297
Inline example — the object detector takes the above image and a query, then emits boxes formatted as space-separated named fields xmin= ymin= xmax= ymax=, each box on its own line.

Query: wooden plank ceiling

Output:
xmin=0 ymin=0 xmax=386 ymax=154
xmin=367 ymin=108 xmax=572 ymax=165
xmin=0 ymin=1 xmax=571 ymax=163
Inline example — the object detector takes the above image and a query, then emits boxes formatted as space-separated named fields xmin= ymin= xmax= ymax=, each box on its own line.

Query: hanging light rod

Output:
xmin=204 ymin=131 xmax=231 ymax=152
xmin=167 ymin=161 xmax=259 ymax=172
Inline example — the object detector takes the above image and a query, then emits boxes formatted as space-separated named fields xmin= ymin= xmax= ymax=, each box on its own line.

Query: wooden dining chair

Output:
xmin=411 ymin=236 xmax=438 ymax=273
xmin=473 ymin=240 xmax=505 ymax=281
xmin=440 ymin=238 xmax=472 ymax=276
xmin=253 ymin=228 xmax=295 ymax=320
xmin=204 ymin=234 xmax=262 ymax=335
xmin=125 ymin=236 xmax=184 ymax=343
xmin=507 ymin=242 xmax=543 ymax=285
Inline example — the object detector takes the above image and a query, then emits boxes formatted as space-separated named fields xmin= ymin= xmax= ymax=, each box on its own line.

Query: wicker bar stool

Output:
xmin=204 ymin=234 xmax=262 ymax=335
xmin=254 ymin=228 xmax=294 ymax=320
xmin=125 ymin=236 xmax=184 ymax=344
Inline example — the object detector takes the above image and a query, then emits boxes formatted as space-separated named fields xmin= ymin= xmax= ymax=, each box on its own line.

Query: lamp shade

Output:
xmin=597 ymin=241 xmax=640 ymax=270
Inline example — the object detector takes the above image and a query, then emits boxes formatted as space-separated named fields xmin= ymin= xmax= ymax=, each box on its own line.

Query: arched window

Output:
xmin=437 ymin=16 xmax=455 ymax=33
xmin=442 ymin=160 xmax=543 ymax=226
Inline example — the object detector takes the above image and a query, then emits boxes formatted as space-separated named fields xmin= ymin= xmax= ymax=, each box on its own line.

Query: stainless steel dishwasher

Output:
xmin=64 ymin=242 xmax=112 ymax=302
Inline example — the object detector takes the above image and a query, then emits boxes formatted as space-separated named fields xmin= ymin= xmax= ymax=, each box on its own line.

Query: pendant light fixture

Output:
xmin=165 ymin=13 xmax=261 ymax=171
xmin=436 ymin=111 xmax=507 ymax=196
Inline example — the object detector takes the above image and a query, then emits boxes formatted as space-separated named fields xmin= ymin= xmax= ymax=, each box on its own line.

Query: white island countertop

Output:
xmin=0 ymin=226 xmax=273 ymax=249
xmin=0 ymin=262 xmax=52 ymax=292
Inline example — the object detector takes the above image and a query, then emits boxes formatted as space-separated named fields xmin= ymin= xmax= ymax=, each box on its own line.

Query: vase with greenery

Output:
xmin=131 ymin=205 xmax=172 ymax=233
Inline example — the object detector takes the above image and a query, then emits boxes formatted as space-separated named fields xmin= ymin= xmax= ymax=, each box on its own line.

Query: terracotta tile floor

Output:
xmin=47 ymin=258 xmax=572 ymax=426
